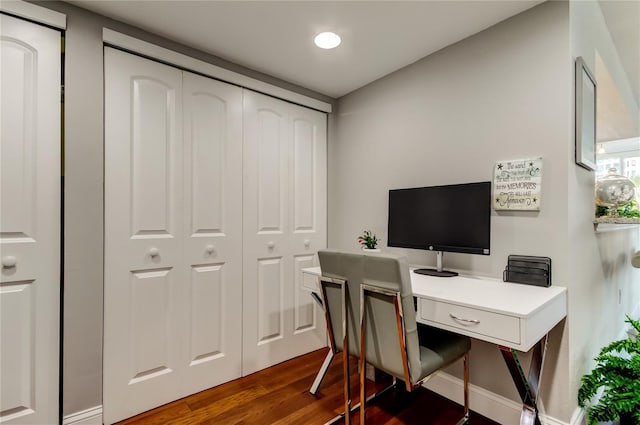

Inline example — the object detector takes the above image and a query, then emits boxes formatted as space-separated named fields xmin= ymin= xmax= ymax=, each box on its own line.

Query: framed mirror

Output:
xmin=575 ymin=56 xmax=597 ymax=171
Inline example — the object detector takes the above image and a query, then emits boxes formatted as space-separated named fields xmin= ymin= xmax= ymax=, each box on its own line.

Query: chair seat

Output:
xmin=417 ymin=325 xmax=472 ymax=381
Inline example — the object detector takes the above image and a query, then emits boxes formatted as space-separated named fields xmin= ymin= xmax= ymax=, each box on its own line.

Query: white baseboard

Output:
xmin=63 ymin=405 xmax=103 ymax=425
xmin=424 ymin=371 xmax=584 ymax=425
xmin=569 ymin=407 xmax=586 ymax=425
xmin=423 ymin=371 xmax=522 ymax=424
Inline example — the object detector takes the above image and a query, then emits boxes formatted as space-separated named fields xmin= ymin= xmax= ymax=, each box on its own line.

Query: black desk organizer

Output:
xmin=503 ymin=255 xmax=551 ymax=287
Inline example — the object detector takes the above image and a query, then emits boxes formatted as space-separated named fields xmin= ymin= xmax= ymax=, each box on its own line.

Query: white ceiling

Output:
xmin=68 ymin=0 xmax=545 ymax=98
xmin=598 ymin=0 xmax=640 ymax=109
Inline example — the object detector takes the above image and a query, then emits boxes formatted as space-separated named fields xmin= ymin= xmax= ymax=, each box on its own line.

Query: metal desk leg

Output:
xmin=310 ymin=349 xmax=335 ymax=395
xmin=499 ymin=334 xmax=548 ymax=425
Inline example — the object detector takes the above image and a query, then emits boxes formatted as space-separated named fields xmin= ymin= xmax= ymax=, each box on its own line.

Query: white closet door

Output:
xmin=182 ymin=72 xmax=243 ymax=392
xmin=288 ymin=101 xmax=327 ymax=354
xmin=0 ymin=14 xmax=60 ymax=425
xmin=242 ymin=90 xmax=327 ymax=375
xmin=104 ymin=48 xmax=184 ymax=424
xmin=104 ymin=49 xmax=245 ymax=423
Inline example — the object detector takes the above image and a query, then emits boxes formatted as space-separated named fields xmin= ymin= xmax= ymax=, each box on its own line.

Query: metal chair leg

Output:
xmin=455 ymin=352 xmax=470 ymax=425
xmin=359 ymin=288 xmax=367 ymax=425
xmin=341 ymin=282 xmax=351 ymax=425
xmin=310 ymin=349 xmax=335 ymax=395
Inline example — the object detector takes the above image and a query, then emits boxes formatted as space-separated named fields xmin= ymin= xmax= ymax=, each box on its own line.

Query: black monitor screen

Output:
xmin=388 ymin=182 xmax=491 ymax=255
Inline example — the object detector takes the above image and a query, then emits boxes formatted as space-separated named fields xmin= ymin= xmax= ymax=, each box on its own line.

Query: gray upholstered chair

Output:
xmin=359 ymin=253 xmax=471 ymax=425
xmin=317 ymin=249 xmax=366 ymax=425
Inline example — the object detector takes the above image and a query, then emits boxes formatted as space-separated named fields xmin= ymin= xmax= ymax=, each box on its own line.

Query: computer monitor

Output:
xmin=388 ymin=181 xmax=491 ymax=277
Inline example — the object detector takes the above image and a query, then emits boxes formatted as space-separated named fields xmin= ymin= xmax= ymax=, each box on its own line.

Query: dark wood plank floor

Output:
xmin=117 ymin=348 xmax=500 ymax=425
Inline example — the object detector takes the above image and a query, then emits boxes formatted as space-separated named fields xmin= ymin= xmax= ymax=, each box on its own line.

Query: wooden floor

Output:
xmin=117 ymin=348 xmax=500 ymax=425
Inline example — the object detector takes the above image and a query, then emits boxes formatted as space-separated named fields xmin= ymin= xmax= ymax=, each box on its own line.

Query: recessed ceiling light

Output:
xmin=314 ymin=32 xmax=341 ymax=49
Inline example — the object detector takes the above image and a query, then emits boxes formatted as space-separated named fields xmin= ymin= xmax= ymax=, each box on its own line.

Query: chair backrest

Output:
xmin=318 ymin=249 xmax=365 ymax=356
xmin=361 ymin=254 xmax=422 ymax=385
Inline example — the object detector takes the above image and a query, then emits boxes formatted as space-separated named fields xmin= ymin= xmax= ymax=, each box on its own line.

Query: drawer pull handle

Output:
xmin=449 ymin=313 xmax=480 ymax=325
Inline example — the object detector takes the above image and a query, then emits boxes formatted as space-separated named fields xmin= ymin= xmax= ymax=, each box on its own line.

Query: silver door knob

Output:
xmin=149 ymin=247 xmax=160 ymax=257
xmin=2 ymin=256 xmax=17 ymax=268
xmin=267 ymin=241 xmax=275 ymax=249
xmin=206 ymin=244 xmax=215 ymax=254
xmin=304 ymin=239 xmax=310 ymax=247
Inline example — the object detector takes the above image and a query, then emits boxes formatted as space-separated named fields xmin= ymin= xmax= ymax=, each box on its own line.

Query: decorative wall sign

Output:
xmin=493 ymin=158 xmax=543 ymax=211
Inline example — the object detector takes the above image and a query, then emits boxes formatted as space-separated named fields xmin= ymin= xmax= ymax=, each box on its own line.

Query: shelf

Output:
xmin=593 ymin=217 xmax=640 ymax=232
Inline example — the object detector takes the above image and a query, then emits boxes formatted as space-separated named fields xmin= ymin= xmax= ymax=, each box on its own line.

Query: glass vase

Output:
xmin=595 ymin=168 xmax=636 ymax=216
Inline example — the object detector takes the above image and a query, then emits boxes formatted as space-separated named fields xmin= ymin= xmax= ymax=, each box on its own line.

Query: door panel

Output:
xmin=188 ymin=93 xmax=225 ymax=234
xmin=104 ymin=48 xmax=184 ymax=424
xmin=131 ymin=78 xmax=177 ymax=236
xmin=243 ymin=90 xmax=326 ymax=375
xmin=257 ymin=108 xmax=286 ymax=232
xmin=257 ymin=257 xmax=284 ymax=343
xmin=182 ymin=72 xmax=242 ymax=394
xmin=0 ymin=39 xmax=36 ymax=238
xmin=0 ymin=14 xmax=60 ymax=425
xmin=293 ymin=255 xmax=316 ymax=333
xmin=0 ymin=282 xmax=35 ymax=419
xmin=292 ymin=119 xmax=316 ymax=232
xmin=129 ymin=268 xmax=174 ymax=384
xmin=288 ymin=103 xmax=327 ymax=342
xmin=189 ymin=264 xmax=224 ymax=364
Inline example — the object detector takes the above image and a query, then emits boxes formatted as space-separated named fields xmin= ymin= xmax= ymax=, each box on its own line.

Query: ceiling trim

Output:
xmin=103 ymin=28 xmax=332 ymax=113
xmin=0 ymin=0 xmax=66 ymax=29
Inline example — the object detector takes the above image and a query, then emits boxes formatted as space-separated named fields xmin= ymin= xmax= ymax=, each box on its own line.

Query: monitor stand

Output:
xmin=414 ymin=268 xmax=458 ymax=277
xmin=414 ymin=251 xmax=459 ymax=277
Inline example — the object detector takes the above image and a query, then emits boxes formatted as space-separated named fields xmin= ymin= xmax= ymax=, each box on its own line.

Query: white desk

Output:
xmin=301 ymin=266 xmax=567 ymax=425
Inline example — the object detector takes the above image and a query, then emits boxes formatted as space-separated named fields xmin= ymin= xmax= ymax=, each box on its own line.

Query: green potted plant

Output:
xmin=577 ymin=316 xmax=640 ymax=425
xmin=357 ymin=230 xmax=380 ymax=252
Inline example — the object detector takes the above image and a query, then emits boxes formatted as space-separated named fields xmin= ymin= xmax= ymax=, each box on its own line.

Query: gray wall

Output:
xmin=569 ymin=0 xmax=640 ymax=413
xmin=31 ymin=0 xmax=334 ymax=417
xmin=58 ymin=8 xmax=104 ymax=415
xmin=329 ymin=1 xmax=574 ymax=421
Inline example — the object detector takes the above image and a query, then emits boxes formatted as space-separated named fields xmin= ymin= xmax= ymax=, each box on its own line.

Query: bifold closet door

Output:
xmin=0 ymin=14 xmax=61 ymax=425
xmin=242 ymin=90 xmax=327 ymax=375
xmin=104 ymin=48 xmax=243 ymax=424
xmin=181 ymin=72 xmax=243 ymax=392
xmin=104 ymin=48 xmax=184 ymax=424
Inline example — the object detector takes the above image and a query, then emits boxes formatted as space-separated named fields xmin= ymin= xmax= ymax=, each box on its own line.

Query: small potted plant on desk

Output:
xmin=578 ymin=316 xmax=640 ymax=425
xmin=358 ymin=230 xmax=380 ymax=253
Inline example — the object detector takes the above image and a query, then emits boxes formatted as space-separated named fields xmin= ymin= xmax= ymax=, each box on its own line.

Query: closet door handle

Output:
xmin=2 ymin=256 xmax=17 ymax=268
xmin=148 ymin=247 xmax=160 ymax=257
xmin=267 ymin=241 xmax=275 ymax=250
xmin=206 ymin=244 xmax=216 ymax=254
xmin=304 ymin=239 xmax=310 ymax=247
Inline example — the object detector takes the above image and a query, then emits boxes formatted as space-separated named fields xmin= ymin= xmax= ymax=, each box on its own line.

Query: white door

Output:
xmin=104 ymin=47 xmax=184 ymax=424
xmin=242 ymin=90 xmax=327 ymax=375
xmin=0 ymin=14 xmax=61 ymax=425
xmin=104 ymin=48 xmax=244 ymax=423
xmin=182 ymin=72 xmax=243 ymax=392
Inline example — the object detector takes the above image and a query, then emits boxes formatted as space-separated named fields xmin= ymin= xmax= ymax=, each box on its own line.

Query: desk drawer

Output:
xmin=302 ymin=272 xmax=319 ymax=292
xmin=419 ymin=299 xmax=520 ymax=345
